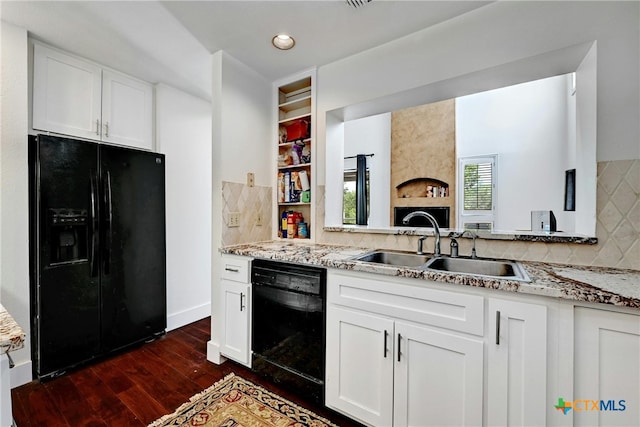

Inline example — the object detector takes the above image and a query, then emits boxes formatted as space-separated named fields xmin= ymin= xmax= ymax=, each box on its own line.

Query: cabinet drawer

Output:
xmin=221 ymin=255 xmax=251 ymax=283
xmin=328 ymin=271 xmax=484 ymax=336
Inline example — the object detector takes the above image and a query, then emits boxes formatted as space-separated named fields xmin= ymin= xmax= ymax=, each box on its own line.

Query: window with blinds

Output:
xmin=463 ymin=162 xmax=493 ymax=210
xmin=458 ymin=155 xmax=496 ymax=229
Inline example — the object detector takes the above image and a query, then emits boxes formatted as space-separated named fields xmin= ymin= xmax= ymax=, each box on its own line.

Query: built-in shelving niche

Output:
xmin=396 ymin=177 xmax=450 ymax=199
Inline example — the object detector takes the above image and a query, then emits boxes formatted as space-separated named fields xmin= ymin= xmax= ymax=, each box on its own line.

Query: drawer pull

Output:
xmin=383 ymin=330 xmax=388 ymax=358
xmin=225 ymin=267 xmax=240 ymax=273
xmin=496 ymin=310 xmax=501 ymax=345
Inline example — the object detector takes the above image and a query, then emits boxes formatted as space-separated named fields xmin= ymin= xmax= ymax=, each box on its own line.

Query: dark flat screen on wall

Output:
xmin=564 ymin=169 xmax=576 ymax=211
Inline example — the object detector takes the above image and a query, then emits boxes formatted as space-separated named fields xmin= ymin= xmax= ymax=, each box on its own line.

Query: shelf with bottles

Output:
xmin=277 ymin=169 xmax=311 ymax=205
xmin=274 ymin=71 xmax=315 ymax=242
xmin=278 ymin=138 xmax=311 ymax=168
xmin=396 ymin=177 xmax=450 ymax=199
xmin=278 ymin=206 xmax=311 ymax=239
xmin=279 ymin=117 xmax=311 ymax=147
xmin=278 ymin=137 xmax=311 ymax=148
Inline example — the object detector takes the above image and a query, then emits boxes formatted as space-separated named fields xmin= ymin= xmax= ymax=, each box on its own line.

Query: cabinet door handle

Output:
xmin=397 ymin=333 xmax=402 ymax=362
xmin=96 ymin=119 xmax=100 ymax=136
xmin=383 ymin=330 xmax=388 ymax=358
xmin=496 ymin=310 xmax=501 ymax=345
xmin=103 ymin=170 xmax=113 ymax=275
xmin=240 ymin=292 xmax=245 ymax=311
xmin=104 ymin=121 xmax=109 ymax=138
xmin=89 ymin=171 xmax=98 ymax=277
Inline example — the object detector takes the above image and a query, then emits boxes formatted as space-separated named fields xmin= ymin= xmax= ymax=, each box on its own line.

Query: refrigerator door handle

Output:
xmin=90 ymin=171 xmax=99 ymax=277
xmin=104 ymin=170 xmax=113 ymax=275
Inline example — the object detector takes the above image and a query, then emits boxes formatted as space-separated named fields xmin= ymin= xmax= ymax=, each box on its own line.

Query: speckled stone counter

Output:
xmin=1 ymin=304 xmax=25 ymax=427
xmin=323 ymin=225 xmax=598 ymax=244
xmin=0 ymin=304 xmax=25 ymax=354
xmin=221 ymin=241 xmax=640 ymax=310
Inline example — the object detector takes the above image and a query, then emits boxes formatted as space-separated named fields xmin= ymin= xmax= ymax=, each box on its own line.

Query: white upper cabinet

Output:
xmin=101 ymin=69 xmax=153 ymax=149
xmin=32 ymin=43 xmax=154 ymax=150
xmin=33 ymin=43 xmax=102 ymax=139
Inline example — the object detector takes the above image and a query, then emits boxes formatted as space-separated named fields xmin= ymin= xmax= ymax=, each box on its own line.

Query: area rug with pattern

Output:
xmin=148 ymin=373 xmax=337 ymax=427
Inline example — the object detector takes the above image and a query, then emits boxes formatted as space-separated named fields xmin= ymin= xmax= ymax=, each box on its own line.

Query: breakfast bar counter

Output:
xmin=0 ymin=303 xmax=25 ymax=427
xmin=0 ymin=304 xmax=25 ymax=354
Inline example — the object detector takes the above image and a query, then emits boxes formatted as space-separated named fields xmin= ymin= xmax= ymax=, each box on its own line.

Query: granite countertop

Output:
xmin=0 ymin=303 xmax=26 ymax=354
xmin=222 ymin=241 xmax=640 ymax=310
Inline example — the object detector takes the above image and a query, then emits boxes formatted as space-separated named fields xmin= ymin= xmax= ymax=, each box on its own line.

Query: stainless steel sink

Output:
xmin=353 ymin=250 xmax=431 ymax=267
xmin=424 ymin=256 xmax=530 ymax=281
xmin=352 ymin=250 xmax=530 ymax=282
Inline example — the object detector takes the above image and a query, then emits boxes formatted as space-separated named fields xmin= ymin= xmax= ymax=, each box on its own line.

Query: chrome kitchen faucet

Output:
xmin=402 ymin=211 xmax=441 ymax=256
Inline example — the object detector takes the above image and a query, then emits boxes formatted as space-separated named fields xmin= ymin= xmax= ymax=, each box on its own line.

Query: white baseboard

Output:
xmin=207 ymin=340 xmax=226 ymax=365
xmin=10 ymin=360 xmax=32 ymax=388
xmin=166 ymin=302 xmax=211 ymax=332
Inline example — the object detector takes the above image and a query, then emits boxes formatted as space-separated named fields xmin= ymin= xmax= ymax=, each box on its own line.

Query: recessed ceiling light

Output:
xmin=272 ymin=34 xmax=295 ymax=50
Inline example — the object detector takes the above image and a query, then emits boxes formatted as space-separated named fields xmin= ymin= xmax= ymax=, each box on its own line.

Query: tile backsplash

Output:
xmin=221 ymin=181 xmax=271 ymax=247
xmin=316 ymin=159 xmax=639 ymax=270
xmin=221 ymin=160 xmax=638 ymax=270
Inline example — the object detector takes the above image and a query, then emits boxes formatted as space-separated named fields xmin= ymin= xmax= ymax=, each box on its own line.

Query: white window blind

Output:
xmin=463 ymin=162 xmax=493 ymax=211
xmin=457 ymin=155 xmax=497 ymax=230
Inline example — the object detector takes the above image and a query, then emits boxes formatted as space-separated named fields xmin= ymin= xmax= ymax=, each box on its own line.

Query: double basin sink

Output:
xmin=354 ymin=250 xmax=530 ymax=282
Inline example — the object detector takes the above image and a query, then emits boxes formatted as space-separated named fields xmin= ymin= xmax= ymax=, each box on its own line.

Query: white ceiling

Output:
xmin=1 ymin=1 xmax=492 ymax=101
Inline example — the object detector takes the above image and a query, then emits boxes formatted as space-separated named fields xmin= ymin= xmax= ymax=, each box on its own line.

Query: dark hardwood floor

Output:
xmin=12 ymin=318 xmax=362 ymax=427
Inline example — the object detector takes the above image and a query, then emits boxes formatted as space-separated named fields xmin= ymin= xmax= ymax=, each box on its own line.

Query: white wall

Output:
xmin=318 ymin=1 xmax=637 ymax=240
xmin=156 ymin=84 xmax=212 ymax=331
xmin=0 ymin=21 xmax=32 ymax=388
xmin=208 ymin=51 xmax=271 ymax=363
xmin=456 ymin=74 xmax=574 ymax=232
xmin=575 ymin=44 xmax=598 ymax=235
xmin=317 ymin=1 xmax=639 ymax=177
xmin=219 ymin=55 xmax=272 ymax=186
xmin=341 ymin=113 xmax=391 ymax=227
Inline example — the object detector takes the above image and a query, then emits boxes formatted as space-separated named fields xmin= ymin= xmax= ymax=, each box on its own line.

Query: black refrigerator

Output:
xmin=28 ymin=134 xmax=166 ymax=380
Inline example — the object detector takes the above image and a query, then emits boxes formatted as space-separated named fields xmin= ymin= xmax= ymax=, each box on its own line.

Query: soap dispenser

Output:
xmin=450 ymin=238 xmax=459 ymax=258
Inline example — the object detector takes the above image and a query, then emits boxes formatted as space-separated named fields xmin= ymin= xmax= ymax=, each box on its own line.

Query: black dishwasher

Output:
xmin=251 ymin=259 xmax=326 ymax=404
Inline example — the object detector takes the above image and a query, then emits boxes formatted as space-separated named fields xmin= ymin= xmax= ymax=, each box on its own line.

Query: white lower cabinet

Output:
xmin=486 ymin=298 xmax=548 ymax=427
xmin=326 ymin=306 xmax=483 ymax=427
xmin=326 ymin=306 xmax=394 ymax=426
xmin=393 ymin=321 xmax=483 ymax=427
xmin=219 ymin=255 xmax=252 ymax=366
xmin=325 ymin=270 xmax=557 ymax=427
xmin=325 ymin=271 xmax=484 ymax=427
xmin=220 ymin=280 xmax=250 ymax=366
xmin=574 ymin=307 xmax=640 ymax=427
